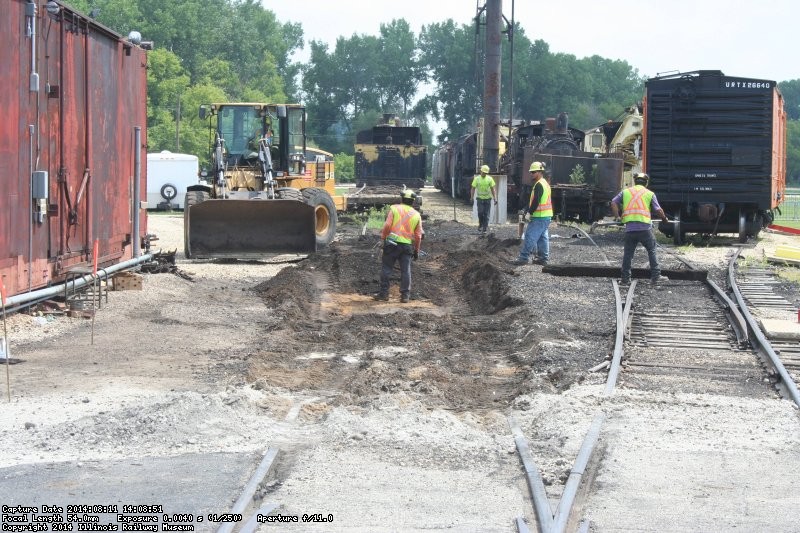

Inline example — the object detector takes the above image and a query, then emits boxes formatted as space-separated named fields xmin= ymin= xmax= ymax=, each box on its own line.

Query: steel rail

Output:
xmin=728 ymin=249 xmax=800 ymax=407
xmin=705 ymin=279 xmax=749 ymax=346
xmin=656 ymin=242 xmax=701 ymax=271
xmin=239 ymin=503 xmax=278 ymax=533
xmin=604 ymin=280 xmax=636 ymax=396
xmin=515 ymin=516 xmax=532 ymax=533
xmin=551 ymin=413 xmax=605 ymax=533
xmin=509 ymin=416 xmax=555 ymax=533
xmin=217 ymin=447 xmax=278 ymax=533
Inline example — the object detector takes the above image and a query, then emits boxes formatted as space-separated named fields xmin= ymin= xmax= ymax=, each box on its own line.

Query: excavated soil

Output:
xmin=230 ymin=201 xmax=639 ymax=418
xmin=248 ymin=221 xmax=537 ymax=412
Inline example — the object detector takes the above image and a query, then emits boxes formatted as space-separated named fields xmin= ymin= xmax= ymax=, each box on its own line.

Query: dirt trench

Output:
xmin=246 ymin=220 xmax=550 ymax=412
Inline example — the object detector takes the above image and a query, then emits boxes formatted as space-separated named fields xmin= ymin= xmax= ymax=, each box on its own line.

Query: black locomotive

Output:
xmin=432 ymin=113 xmax=624 ymax=221
xmin=354 ymin=115 xmax=427 ymax=190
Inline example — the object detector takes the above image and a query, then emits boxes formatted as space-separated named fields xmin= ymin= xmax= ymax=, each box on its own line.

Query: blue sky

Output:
xmin=264 ymin=0 xmax=797 ymax=83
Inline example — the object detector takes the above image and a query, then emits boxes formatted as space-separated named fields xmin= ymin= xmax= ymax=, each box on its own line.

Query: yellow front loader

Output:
xmin=184 ymin=103 xmax=341 ymax=258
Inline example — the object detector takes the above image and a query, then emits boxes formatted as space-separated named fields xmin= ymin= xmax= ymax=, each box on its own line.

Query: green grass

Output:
xmin=353 ymin=206 xmax=389 ymax=230
xmin=777 ymin=268 xmax=800 ymax=285
xmin=146 ymin=209 xmax=183 ymax=216
xmin=740 ymin=254 xmax=769 ymax=269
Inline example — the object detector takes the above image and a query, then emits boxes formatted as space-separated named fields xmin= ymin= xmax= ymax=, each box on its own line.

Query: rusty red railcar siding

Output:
xmin=0 ymin=1 xmax=147 ymax=298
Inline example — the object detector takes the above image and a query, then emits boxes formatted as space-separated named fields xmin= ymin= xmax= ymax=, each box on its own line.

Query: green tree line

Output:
xmin=72 ymin=0 xmax=799 ymax=184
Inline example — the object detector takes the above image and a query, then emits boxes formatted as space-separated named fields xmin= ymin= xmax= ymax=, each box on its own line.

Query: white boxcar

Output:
xmin=146 ymin=151 xmax=199 ymax=210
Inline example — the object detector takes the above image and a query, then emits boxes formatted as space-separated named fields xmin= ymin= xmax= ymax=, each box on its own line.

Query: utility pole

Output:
xmin=482 ymin=0 xmax=502 ymax=172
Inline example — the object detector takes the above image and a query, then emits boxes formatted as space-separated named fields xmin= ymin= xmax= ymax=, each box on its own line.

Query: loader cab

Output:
xmin=200 ymin=103 xmax=309 ymax=175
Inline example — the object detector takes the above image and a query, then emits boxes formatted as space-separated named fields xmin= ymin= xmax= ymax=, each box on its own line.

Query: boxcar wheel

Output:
xmin=301 ymin=187 xmax=337 ymax=248
xmin=738 ymin=210 xmax=748 ymax=244
xmin=672 ymin=219 xmax=683 ymax=245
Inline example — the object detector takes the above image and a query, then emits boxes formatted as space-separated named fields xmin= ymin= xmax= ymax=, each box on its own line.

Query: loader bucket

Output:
xmin=186 ymin=199 xmax=317 ymax=258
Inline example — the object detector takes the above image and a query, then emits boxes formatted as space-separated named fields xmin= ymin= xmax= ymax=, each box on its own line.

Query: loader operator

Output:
xmin=610 ymin=172 xmax=669 ymax=286
xmin=375 ymin=190 xmax=423 ymax=304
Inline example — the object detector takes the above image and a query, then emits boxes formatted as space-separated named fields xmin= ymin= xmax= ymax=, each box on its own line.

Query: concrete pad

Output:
xmin=760 ymin=318 xmax=800 ymax=340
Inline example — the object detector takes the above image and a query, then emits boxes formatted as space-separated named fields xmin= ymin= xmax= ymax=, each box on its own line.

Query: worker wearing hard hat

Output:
xmin=470 ymin=164 xmax=498 ymax=235
xmin=375 ymin=189 xmax=424 ymax=303
xmin=513 ymin=161 xmax=552 ymax=266
xmin=610 ymin=172 xmax=669 ymax=285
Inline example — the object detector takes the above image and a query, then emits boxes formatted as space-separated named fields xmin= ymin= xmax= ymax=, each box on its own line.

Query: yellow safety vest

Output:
xmin=386 ymin=204 xmax=421 ymax=244
xmin=621 ymin=185 xmax=654 ymax=224
xmin=471 ymin=174 xmax=495 ymax=200
xmin=530 ymin=179 xmax=553 ymax=218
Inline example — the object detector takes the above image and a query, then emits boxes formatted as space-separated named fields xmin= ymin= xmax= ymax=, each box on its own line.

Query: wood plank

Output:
xmin=542 ymin=264 xmax=707 ymax=280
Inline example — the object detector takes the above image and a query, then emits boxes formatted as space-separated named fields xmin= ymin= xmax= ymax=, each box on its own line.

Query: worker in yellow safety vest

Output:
xmin=513 ymin=161 xmax=552 ymax=266
xmin=470 ymin=164 xmax=498 ymax=235
xmin=610 ymin=173 xmax=669 ymax=285
xmin=375 ymin=190 xmax=424 ymax=303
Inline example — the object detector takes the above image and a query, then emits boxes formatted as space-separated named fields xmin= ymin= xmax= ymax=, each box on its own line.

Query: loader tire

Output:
xmin=274 ymin=187 xmax=303 ymax=202
xmin=302 ymin=187 xmax=337 ymax=248
xmin=184 ymin=190 xmax=210 ymax=259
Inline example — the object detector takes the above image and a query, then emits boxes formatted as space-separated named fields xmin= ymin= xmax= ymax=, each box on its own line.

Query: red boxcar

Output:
xmin=1 ymin=0 xmax=148 ymax=298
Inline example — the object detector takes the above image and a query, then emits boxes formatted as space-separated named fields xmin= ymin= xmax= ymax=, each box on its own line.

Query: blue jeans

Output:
xmin=621 ymin=229 xmax=660 ymax=281
xmin=518 ymin=217 xmax=550 ymax=262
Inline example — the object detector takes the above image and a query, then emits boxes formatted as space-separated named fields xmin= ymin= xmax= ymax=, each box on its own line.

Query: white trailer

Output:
xmin=146 ymin=151 xmax=200 ymax=210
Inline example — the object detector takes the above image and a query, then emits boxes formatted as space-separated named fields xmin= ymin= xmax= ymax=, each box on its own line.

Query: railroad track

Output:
xmin=590 ymin=241 xmax=800 ymax=404
xmin=727 ymin=249 xmax=800 ymax=405
xmin=737 ymin=267 xmax=797 ymax=313
xmin=510 ymin=234 xmax=800 ymax=533
xmin=734 ymin=264 xmax=800 ymax=372
xmin=620 ymin=278 xmax=768 ymax=396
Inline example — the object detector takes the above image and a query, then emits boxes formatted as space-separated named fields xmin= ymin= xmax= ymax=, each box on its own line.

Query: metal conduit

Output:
xmin=133 ymin=127 xmax=142 ymax=257
xmin=4 ymin=253 xmax=155 ymax=312
xmin=728 ymin=249 xmax=800 ymax=407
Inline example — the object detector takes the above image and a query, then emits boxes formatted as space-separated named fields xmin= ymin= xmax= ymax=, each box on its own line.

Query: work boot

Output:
xmin=619 ymin=278 xmax=631 ymax=285
xmin=650 ymin=275 xmax=668 ymax=286
xmin=373 ymin=293 xmax=389 ymax=301
xmin=400 ymin=294 xmax=410 ymax=303
xmin=532 ymin=258 xmax=548 ymax=266
xmin=512 ymin=258 xmax=529 ymax=266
